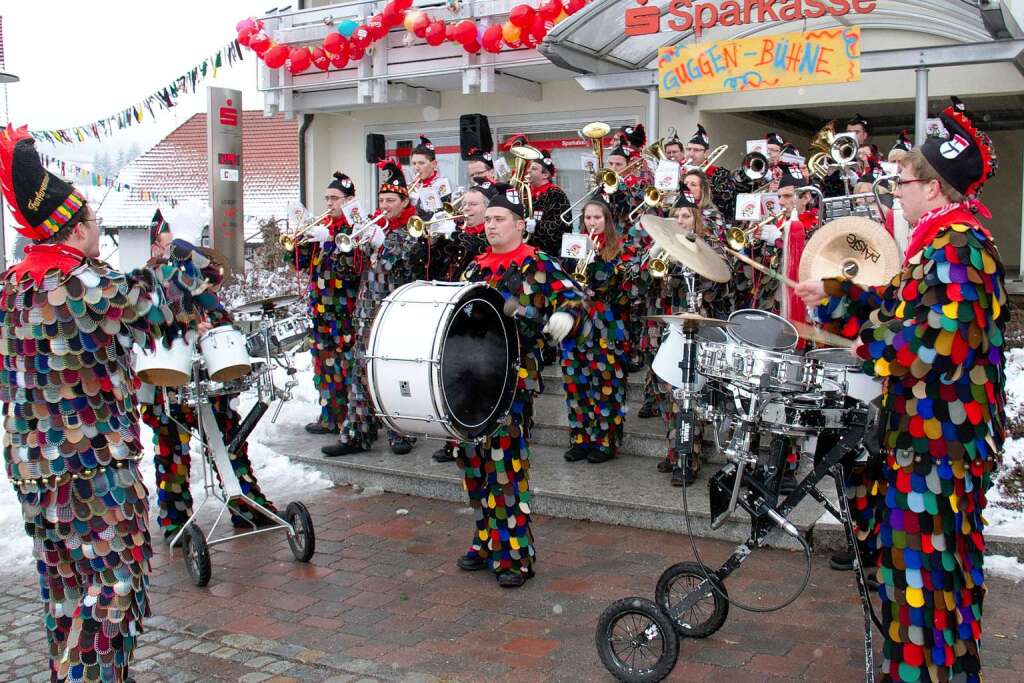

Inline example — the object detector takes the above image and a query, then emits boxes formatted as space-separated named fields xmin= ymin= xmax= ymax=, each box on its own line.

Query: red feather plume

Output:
xmin=0 ymin=124 xmax=34 ymax=232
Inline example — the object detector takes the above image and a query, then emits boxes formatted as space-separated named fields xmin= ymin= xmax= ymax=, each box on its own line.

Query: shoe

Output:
xmin=780 ymin=470 xmax=797 ymax=495
xmin=587 ymin=449 xmax=614 ymax=464
xmin=432 ymin=445 xmax=457 ymax=463
xmin=656 ymin=459 xmax=674 ymax=473
xmin=638 ymin=403 xmax=660 ymax=419
xmin=830 ymin=550 xmax=855 ymax=571
xmin=305 ymin=422 xmax=338 ymax=435
xmin=628 ymin=361 xmax=644 ymax=373
xmin=497 ymin=570 xmax=529 ymax=588
xmin=456 ymin=555 xmax=487 ymax=571
xmin=564 ymin=444 xmax=589 ymax=462
xmin=671 ymin=467 xmax=686 ymax=487
xmin=322 ymin=442 xmax=366 ymax=457
xmin=390 ymin=438 xmax=413 ymax=455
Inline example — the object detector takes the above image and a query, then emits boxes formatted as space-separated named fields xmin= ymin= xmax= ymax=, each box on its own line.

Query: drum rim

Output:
xmin=725 ymin=308 xmax=799 ymax=351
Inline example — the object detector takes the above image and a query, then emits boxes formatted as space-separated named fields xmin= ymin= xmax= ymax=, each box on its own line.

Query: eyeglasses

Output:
xmin=894 ymin=177 xmax=932 ymax=189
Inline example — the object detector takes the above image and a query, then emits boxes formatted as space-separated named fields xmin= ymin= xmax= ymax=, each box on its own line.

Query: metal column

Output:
xmin=914 ymin=68 xmax=929 ymax=146
xmin=647 ymin=86 xmax=660 ymax=139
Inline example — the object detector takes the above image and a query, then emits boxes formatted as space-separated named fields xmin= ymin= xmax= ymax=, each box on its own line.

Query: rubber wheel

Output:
xmin=182 ymin=524 xmax=211 ymax=587
xmin=595 ymin=597 xmax=679 ymax=683
xmin=285 ymin=501 xmax=316 ymax=562
xmin=655 ymin=561 xmax=729 ymax=638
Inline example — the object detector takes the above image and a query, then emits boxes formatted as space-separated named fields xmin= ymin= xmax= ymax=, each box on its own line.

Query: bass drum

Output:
xmin=367 ymin=281 xmax=520 ymax=442
xmin=806 ymin=347 xmax=882 ymax=405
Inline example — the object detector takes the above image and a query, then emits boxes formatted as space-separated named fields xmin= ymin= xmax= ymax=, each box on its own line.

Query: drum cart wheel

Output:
xmin=595 ymin=597 xmax=679 ymax=683
xmin=285 ymin=502 xmax=316 ymax=562
xmin=654 ymin=562 xmax=729 ymax=638
xmin=182 ymin=524 xmax=212 ymax=587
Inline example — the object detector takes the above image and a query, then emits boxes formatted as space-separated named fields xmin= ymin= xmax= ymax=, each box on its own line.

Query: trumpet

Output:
xmin=335 ymin=212 xmax=387 ymax=253
xmin=626 ymin=187 xmax=667 ymax=223
xmin=573 ymin=227 xmax=603 ymax=285
xmin=643 ymin=247 xmax=671 ymax=278
xmin=726 ymin=211 xmax=784 ymax=250
xmin=279 ymin=209 xmax=331 ymax=250
xmin=407 ymin=211 xmax=466 ymax=239
xmin=441 ymin=186 xmax=467 ymax=215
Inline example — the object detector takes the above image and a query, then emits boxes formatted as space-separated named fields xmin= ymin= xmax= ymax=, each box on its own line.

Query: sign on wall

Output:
xmin=658 ymin=25 xmax=861 ymax=98
xmin=207 ymin=86 xmax=244 ymax=274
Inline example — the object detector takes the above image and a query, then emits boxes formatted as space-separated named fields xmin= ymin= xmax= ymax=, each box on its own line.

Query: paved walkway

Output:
xmin=1 ymin=484 xmax=1022 ymax=682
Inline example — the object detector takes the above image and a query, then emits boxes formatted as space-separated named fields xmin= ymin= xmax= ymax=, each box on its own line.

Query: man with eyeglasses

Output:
xmin=796 ymin=98 xmax=1006 ymax=683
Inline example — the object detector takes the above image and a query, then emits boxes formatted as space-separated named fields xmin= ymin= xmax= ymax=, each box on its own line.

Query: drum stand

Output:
xmin=595 ymin=270 xmax=880 ymax=683
xmin=164 ymin=322 xmax=315 ymax=587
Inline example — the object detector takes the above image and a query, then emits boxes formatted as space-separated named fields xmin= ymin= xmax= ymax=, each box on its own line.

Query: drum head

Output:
xmin=806 ymin=347 xmax=859 ymax=368
xmin=726 ymin=309 xmax=798 ymax=351
xmin=697 ymin=326 xmax=727 ymax=343
xmin=440 ymin=286 xmax=519 ymax=440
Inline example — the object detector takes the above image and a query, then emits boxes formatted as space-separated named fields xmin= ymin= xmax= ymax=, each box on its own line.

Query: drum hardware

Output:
xmin=797 ymin=215 xmax=899 ymax=287
xmin=233 ymin=293 xmax=302 ymax=317
xmin=279 ymin=209 xmax=332 ymax=250
xmin=639 ymin=215 xmax=732 ymax=283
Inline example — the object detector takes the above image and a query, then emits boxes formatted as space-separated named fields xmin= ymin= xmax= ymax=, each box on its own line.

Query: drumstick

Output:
xmin=723 ymin=247 xmax=799 ymax=289
xmin=791 ymin=321 xmax=855 ymax=349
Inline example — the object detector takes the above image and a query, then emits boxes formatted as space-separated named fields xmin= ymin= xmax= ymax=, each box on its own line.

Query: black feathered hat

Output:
xmin=377 ymin=158 xmax=408 ymax=196
xmin=328 ymin=171 xmax=356 ymax=197
xmin=920 ymin=97 xmax=997 ymax=198
xmin=488 ymin=182 xmax=527 ymax=219
xmin=688 ymin=124 xmax=710 ymax=149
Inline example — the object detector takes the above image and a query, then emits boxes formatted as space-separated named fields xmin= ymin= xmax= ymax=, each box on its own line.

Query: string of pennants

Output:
xmin=38 ymin=153 xmax=180 ymax=207
xmin=28 ymin=39 xmax=245 ymax=146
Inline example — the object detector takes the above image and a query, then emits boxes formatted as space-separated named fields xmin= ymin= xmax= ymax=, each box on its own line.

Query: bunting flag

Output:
xmin=28 ymin=38 xmax=244 ymax=145
xmin=38 ymin=153 xmax=180 ymax=207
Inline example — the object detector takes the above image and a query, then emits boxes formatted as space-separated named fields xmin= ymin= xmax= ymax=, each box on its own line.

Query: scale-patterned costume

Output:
xmin=528 ymin=182 xmax=571 ymax=260
xmin=459 ymin=244 xmax=583 ymax=574
xmin=560 ymin=241 xmax=639 ymax=458
xmin=816 ymin=202 xmax=1005 ymax=682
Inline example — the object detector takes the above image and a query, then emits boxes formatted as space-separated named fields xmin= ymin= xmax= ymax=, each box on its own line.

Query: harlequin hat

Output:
xmin=488 ymin=182 xmax=527 ymax=219
xmin=621 ymin=124 xmax=646 ymax=150
xmin=378 ymin=158 xmax=408 ymax=196
xmin=535 ymin=153 xmax=556 ymax=178
xmin=891 ymin=129 xmax=913 ymax=153
xmin=688 ymin=124 xmax=710 ymax=149
xmin=920 ymin=97 xmax=997 ymax=198
xmin=328 ymin=171 xmax=356 ymax=197
xmin=0 ymin=124 xmax=87 ymax=241
xmin=466 ymin=147 xmax=494 ymax=169
xmin=413 ymin=135 xmax=436 ymax=159
xmin=673 ymin=190 xmax=697 ymax=209
xmin=765 ymin=132 xmax=786 ymax=148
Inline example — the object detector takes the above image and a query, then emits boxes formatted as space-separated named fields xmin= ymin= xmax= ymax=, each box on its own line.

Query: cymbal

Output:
xmin=640 ymin=216 xmax=732 ymax=283
xmin=791 ymin=321 xmax=855 ymax=349
xmin=798 ymin=216 xmax=899 ymax=287
xmin=647 ymin=313 xmax=732 ymax=328
xmin=233 ymin=293 xmax=301 ymax=315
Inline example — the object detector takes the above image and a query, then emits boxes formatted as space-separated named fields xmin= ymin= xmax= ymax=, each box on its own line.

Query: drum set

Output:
xmin=594 ymin=215 xmax=899 ymax=683
xmin=135 ymin=295 xmax=316 ymax=587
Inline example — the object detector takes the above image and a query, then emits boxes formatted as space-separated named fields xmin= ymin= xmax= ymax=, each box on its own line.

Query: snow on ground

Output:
xmin=988 ymin=348 xmax=1024 ymax=538
xmin=986 ymin=554 xmax=1024 ymax=583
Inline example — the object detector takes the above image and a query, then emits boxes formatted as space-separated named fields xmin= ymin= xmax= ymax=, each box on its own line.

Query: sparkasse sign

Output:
xmin=626 ymin=0 xmax=878 ymax=38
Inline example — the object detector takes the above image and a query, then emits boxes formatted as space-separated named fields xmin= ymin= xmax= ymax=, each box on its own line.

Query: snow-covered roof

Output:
xmin=100 ymin=110 xmax=298 ymax=229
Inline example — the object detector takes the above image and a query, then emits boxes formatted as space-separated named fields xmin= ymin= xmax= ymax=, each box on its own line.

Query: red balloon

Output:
xmin=481 ymin=24 xmax=503 ymax=53
xmin=235 ymin=18 xmax=257 ymax=33
xmin=539 ymin=0 xmax=561 ymax=21
xmin=310 ymin=47 xmax=330 ymax=71
xmin=393 ymin=0 xmax=413 ymax=10
xmin=288 ymin=47 xmax=312 ymax=74
xmin=509 ymin=5 xmax=537 ymax=28
xmin=530 ymin=15 xmax=551 ymax=41
xmin=349 ymin=44 xmax=366 ymax=62
xmin=381 ymin=4 xmax=404 ymax=28
xmin=367 ymin=14 xmax=386 ymax=41
xmin=464 ymin=40 xmax=481 ymax=54
xmin=264 ymin=44 xmax=289 ymax=69
xmin=564 ymin=0 xmax=586 ymax=15
xmin=445 ymin=23 xmax=459 ymax=42
xmin=412 ymin=12 xmax=431 ymax=38
xmin=350 ymin=25 xmax=372 ymax=48
xmin=425 ymin=20 xmax=447 ymax=46
xmin=324 ymin=32 xmax=344 ymax=54
xmin=249 ymin=32 xmax=271 ymax=56
xmin=453 ymin=19 xmax=477 ymax=44
xmin=330 ymin=51 xmax=349 ymax=69
xmin=237 ymin=27 xmax=255 ymax=47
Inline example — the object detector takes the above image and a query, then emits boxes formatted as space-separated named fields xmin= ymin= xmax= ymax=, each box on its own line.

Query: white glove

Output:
xmin=307 ymin=225 xmax=330 ymax=243
xmin=760 ymin=223 xmax=782 ymax=244
xmin=369 ymin=224 xmax=386 ymax=248
xmin=543 ymin=311 xmax=574 ymax=343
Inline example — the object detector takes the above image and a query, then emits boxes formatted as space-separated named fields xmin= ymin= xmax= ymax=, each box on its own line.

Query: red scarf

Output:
xmin=419 ymin=171 xmax=439 ymax=187
xmin=474 ymin=242 xmax=536 ymax=272
xmin=464 ymin=222 xmax=485 ymax=236
xmin=530 ymin=182 xmax=556 ymax=200
xmin=784 ymin=216 xmax=808 ymax=328
xmin=904 ymin=202 xmax=988 ymax=265
xmin=382 ymin=205 xmax=418 ymax=232
xmin=7 ymin=244 xmax=86 ymax=286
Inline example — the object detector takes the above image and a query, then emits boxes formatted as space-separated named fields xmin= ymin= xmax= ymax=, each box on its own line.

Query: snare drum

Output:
xmin=727 ymin=309 xmax=798 ymax=351
xmin=246 ymin=314 xmax=312 ymax=357
xmin=367 ymin=281 xmax=520 ymax=442
xmin=806 ymin=347 xmax=882 ymax=404
xmin=653 ymin=324 xmax=725 ymax=389
xmin=702 ymin=343 xmax=821 ymax=392
xmin=135 ymin=337 xmax=194 ymax=386
xmin=199 ymin=325 xmax=251 ymax=382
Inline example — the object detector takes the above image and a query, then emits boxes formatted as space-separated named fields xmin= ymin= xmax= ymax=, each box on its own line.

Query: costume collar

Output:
xmin=419 ymin=171 xmax=438 ymax=187
xmin=530 ymin=182 xmax=556 ymax=200
xmin=385 ymin=204 xmax=418 ymax=232
xmin=905 ymin=201 xmax=989 ymax=264
xmin=7 ymin=243 xmax=87 ymax=286
xmin=474 ymin=242 xmax=536 ymax=272
xmin=464 ymin=222 xmax=485 ymax=236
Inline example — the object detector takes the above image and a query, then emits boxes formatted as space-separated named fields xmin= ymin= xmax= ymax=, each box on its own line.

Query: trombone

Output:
xmin=407 ymin=211 xmax=466 ymax=239
xmin=335 ymin=212 xmax=387 ymax=253
xmin=698 ymin=144 xmax=729 ymax=173
xmin=732 ymin=151 xmax=770 ymax=190
xmin=725 ymin=212 xmax=784 ymax=250
xmin=279 ymin=209 xmax=331 ymax=250
xmin=626 ymin=187 xmax=669 ymax=224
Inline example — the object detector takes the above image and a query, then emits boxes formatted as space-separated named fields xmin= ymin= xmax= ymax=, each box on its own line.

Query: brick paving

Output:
xmin=2 ymin=484 xmax=1022 ymax=682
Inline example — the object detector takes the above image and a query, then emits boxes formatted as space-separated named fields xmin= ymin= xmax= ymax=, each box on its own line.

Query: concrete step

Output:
xmin=270 ymin=426 xmax=828 ymax=552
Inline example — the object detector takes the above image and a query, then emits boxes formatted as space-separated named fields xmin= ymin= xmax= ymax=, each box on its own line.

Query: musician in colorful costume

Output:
xmin=0 ymin=126 xmax=222 ymax=682
xmin=323 ymin=159 xmax=424 ymax=457
xmin=561 ymin=200 xmax=639 ymax=464
xmin=285 ymin=172 xmax=364 ymax=435
xmin=458 ymin=183 xmax=583 ymax=588
xmin=798 ymin=99 xmax=1004 ymax=683
xmin=525 ymin=152 xmax=571 ymax=259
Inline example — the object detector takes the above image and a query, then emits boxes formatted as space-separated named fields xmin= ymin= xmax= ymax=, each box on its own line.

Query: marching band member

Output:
xmin=141 ymin=226 xmax=277 ymax=542
xmin=685 ymin=124 xmax=736 ymax=218
xmin=457 ymin=183 xmax=583 ymax=588
xmin=526 ymin=152 xmax=571 ymax=259
xmin=663 ymin=130 xmax=686 ymax=165
xmin=888 ymin=129 xmax=913 ymax=164
xmin=797 ymin=98 xmax=1005 ymax=683
xmin=466 ymin=147 xmax=498 ymax=184
xmin=0 ymin=126 xmax=223 ymax=683
xmin=410 ymin=135 xmax=451 ymax=214
xmin=602 ymin=137 xmax=645 ymax=226
xmin=287 ymin=172 xmax=361 ymax=435
xmin=561 ymin=199 xmax=639 ymax=464
xmin=845 ymin=112 xmax=872 ymax=146
xmin=323 ymin=159 xmax=423 ymax=458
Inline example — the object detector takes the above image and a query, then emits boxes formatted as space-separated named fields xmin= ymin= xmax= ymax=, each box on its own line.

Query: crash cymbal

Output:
xmin=647 ymin=313 xmax=732 ymax=328
xmin=791 ymin=321 xmax=855 ymax=349
xmin=233 ymin=293 xmax=301 ymax=315
xmin=640 ymin=215 xmax=732 ymax=283
xmin=798 ymin=216 xmax=899 ymax=287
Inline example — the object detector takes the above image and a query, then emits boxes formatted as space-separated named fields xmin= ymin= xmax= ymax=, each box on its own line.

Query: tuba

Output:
xmin=507 ymin=143 xmax=543 ymax=218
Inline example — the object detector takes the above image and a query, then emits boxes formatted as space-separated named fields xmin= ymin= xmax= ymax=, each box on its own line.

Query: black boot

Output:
xmin=497 ymin=570 xmax=529 ymax=588
xmin=305 ymin=421 xmax=338 ymax=435
xmin=638 ymin=402 xmax=660 ymax=419
xmin=390 ymin=436 xmax=414 ymax=455
xmin=563 ymin=444 xmax=589 ymax=462
xmin=432 ymin=444 xmax=457 ymax=463
xmin=586 ymin=448 xmax=614 ymax=464
xmin=457 ymin=554 xmax=487 ymax=571
xmin=322 ymin=442 xmax=366 ymax=457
